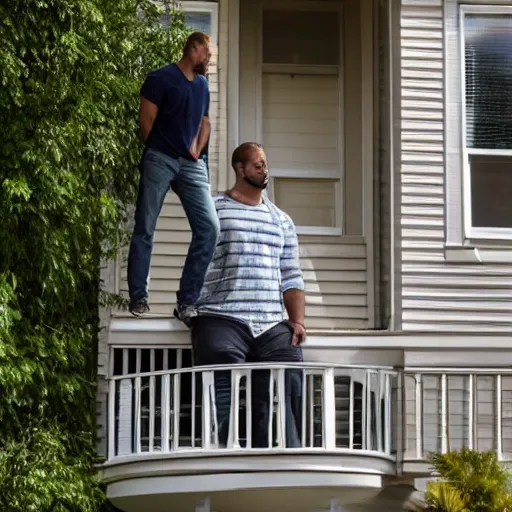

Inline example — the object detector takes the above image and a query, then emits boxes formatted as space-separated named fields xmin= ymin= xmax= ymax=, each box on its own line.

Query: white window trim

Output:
xmin=261 ymin=1 xmax=344 ymax=236
xmin=181 ymin=1 xmax=219 ymax=47
xmin=445 ymin=1 xmax=512 ymax=262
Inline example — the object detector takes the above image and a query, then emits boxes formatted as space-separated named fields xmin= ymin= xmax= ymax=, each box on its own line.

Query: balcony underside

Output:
xmin=104 ymin=454 xmax=389 ymax=512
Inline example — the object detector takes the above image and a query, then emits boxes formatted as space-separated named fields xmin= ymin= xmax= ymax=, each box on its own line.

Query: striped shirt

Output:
xmin=196 ymin=194 xmax=304 ymax=337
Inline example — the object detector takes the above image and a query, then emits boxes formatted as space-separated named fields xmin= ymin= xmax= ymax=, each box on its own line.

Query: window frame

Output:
xmin=181 ymin=1 xmax=219 ymax=47
xmin=460 ymin=4 xmax=512 ymax=241
xmin=445 ymin=1 xmax=512 ymax=262
xmin=260 ymin=1 xmax=344 ymax=236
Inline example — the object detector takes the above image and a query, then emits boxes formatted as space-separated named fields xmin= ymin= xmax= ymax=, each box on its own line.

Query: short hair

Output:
xmin=231 ymin=142 xmax=263 ymax=170
xmin=183 ymin=32 xmax=210 ymax=57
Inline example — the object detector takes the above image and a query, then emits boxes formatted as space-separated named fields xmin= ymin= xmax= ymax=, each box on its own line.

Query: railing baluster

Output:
xmin=275 ymin=369 xmax=287 ymax=448
xmin=415 ymin=374 xmax=423 ymax=459
xmin=361 ymin=371 xmax=367 ymax=450
xmin=384 ymin=373 xmax=392 ymax=455
xmin=268 ymin=371 xmax=275 ymax=448
xmin=149 ymin=350 xmax=155 ymax=452
xmin=191 ymin=370 xmax=196 ymax=448
xmin=468 ymin=374 xmax=474 ymax=450
xmin=301 ymin=370 xmax=307 ymax=448
xmin=202 ymin=371 xmax=213 ymax=450
xmin=162 ymin=350 xmax=169 ymax=451
xmin=496 ymin=374 xmax=502 ymax=460
xmin=228 ymin=370 xmax=241 ymax=449
xmin=441 ymin=374 xmax=448 ymax=453
xmin=349 ymin=376 xmax=354 ymax=450
xmin=323 ymin=368 xmax=336 ymax=450
xmin=134 ymin=376 xmax=142 ymax=454
xmin=366 ymin=371 xmax=372 ymax=450
xmin=376 ymin=372 xmax=383 ymax=453
xmin=108 ymin=379 xmax=116 ymax=460
xmin=308 ymin=374 xmax=314 ymax=448
xmin=172 ymin=373 xmax=181 ymax=451
xmin=161 ymin=374 xmax=170 ymax=452
xmin=246 ymin=370 xmax=252 ymax=449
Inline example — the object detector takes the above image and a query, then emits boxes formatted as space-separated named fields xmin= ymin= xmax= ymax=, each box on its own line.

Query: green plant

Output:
xmin=426 ymin=482 xmax=468 ymax=512
xmin=425 ymin=449 xmax=512 ymax=512
xmin=0 ymin=0 xmax=189 ymax=509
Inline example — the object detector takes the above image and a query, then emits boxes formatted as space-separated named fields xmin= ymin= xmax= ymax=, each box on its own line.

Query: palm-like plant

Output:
xmin=425 ymin=449 xmax=512 ymax=512
xmin=426 ymin=482 xmax=468 ymax=512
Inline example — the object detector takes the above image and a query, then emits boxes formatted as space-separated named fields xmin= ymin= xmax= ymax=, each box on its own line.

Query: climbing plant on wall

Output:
xmin=0 ymin=1 xmax=189 ymax=509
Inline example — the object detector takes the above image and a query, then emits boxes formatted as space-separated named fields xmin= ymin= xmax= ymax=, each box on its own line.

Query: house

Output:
xmin=96 ymin=0 xmax=512 ymax=511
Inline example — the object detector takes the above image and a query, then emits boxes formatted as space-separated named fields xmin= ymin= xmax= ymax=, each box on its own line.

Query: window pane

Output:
xmin=262 ymin=10 xmax=339 ymax=66
xmin=470 ymin=155 xmax=512 ymax=228
xmin=159 ymin=11 xmax=212 ymax=35
xmin=262 ymin=74 xmax=340 ymax=172
xmin=273 ymin=178 xmax=337 ymax=227
xmin=184 ymin=12 xmax=212 ymax=34
xmin=464 ymin=13 xmax=512 ymax=150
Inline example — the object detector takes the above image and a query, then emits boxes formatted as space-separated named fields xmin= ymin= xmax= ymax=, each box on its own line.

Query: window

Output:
xmin=262 ymin=7 xmax=343 ymax=235
xmin=159 ymin=1 xmax=218 ymax=46
xmin=461 ymin=5 xmax=512 ymax=239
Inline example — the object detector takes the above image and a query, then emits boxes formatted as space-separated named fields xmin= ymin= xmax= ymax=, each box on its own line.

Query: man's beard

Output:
xmin=243 ymin=174 xmax=269 ymax=190
xmin=194 ymin=61 xmax=208 ymax=75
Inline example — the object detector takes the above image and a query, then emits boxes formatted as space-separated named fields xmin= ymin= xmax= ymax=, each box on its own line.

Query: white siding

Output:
xmin=399 ymin=0 xmax=512 ymax=332
xmin=300 ymin=242 xmax=368 ymax=330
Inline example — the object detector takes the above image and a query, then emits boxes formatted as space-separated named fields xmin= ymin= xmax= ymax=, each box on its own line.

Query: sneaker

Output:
xmin=129 ymin=297 xmax=150 ymax=318
xmin=173 ymin=303 xmax=198 ymax=327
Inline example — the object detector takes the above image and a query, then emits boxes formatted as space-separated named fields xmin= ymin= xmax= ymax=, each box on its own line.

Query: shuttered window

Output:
xmin=462 ymin=7 xmax=512 ymax=235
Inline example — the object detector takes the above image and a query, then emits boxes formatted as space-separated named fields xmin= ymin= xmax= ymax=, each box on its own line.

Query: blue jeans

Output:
xmin=191 ymin=316 xmax=303 ymax=448
xmin=127 ymin=149 xmax=219 ymax=305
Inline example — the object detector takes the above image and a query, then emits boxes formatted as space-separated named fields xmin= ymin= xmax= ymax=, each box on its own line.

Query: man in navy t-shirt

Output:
xmin=127 ymin=32 xmax=219 ymax=325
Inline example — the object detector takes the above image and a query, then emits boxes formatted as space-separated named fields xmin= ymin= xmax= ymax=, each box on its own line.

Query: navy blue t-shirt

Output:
xmin=140 ymin=64 xmax=209 ymax=160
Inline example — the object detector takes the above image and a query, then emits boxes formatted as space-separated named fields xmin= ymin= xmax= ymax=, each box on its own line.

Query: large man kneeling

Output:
xmin=191 ymin=142 xmax=306 ymax=448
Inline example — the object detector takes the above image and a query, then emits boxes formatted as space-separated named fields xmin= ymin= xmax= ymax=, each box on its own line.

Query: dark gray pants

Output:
xmin=191 ymin=315 xmax=303 ymax=448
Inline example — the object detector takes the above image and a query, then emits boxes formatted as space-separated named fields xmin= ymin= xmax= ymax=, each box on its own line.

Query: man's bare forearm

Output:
xmin=139 ymin=97 xmax=158 ymax=142
xmin=196 ymin=116 xmax=210 ymax=154
xmin=283 ymin=288 xmax=305 ymax=324
xmin=140 ymin=121 xmax=153 ymax=142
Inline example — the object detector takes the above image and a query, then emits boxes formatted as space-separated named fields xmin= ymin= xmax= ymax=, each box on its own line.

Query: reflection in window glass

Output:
xmin=274 ymin=178 xmax=337 ymax=228
xmin=262 ymin=10 xmax=339 ymax=66
xmin=184 ymin=12 xmax=211 ymax=34
xmin=470 ymin=155 xmax=512 ymax=228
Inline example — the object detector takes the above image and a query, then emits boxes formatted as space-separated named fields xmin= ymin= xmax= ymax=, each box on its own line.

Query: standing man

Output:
xmin=191 ymin=142 xmax=307 ymax=448
xmin=127 ymin=32 xmax=219 ymax=324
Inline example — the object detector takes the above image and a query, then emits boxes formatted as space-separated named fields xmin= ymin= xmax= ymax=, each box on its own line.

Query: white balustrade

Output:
xmin=107 ymin=361 xmax=397 ymax=461
xmin=404 ymin=368 xmax=512 ymax=463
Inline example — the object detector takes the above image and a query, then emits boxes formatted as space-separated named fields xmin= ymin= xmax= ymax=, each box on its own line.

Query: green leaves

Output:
xmin=0 ymin=0 xmax=189 ymax=509
xmin=427 ymin=449 xmax=512 ymax=512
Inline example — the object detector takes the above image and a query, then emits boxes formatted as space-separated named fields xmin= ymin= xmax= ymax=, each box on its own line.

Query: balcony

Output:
xmin=101 ymin=362 xmax=397 ymax=512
